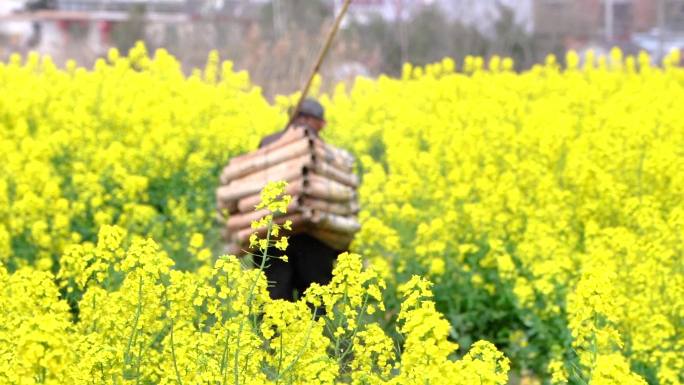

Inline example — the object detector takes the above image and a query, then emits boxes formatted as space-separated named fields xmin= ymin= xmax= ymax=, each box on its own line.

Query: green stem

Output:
xmin=219 ymin=269 xmax=235 ymax=377
xmin=170 ymin=320 xmax=184 ymax=385
xmin=232 ymin=221 xmax=273 ymax=385
xmin=220 ymin=330 xmax=230 ymax=374
xmin=135 ymin=337 xmax=145 ymax=385
xmin=338 ymin=293 xmax=370 ymax=366
xmin=275 ymin=307 xmax=318 ymax=384
xmin=333 ymin=282 xmax=350 ymax=358
xmin=277 ymin=333 xmax=284 ymax=376
xmin=124 ymin=275 xmax=144 ymax=367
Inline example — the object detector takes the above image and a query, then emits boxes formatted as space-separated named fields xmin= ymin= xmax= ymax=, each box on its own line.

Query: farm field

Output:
xmin=0 ymin=44 xmax=683 ymax=384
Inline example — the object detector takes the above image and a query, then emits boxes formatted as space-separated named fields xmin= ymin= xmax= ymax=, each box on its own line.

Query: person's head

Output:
xmin=293 ymin=98 xmax=326 ymax=133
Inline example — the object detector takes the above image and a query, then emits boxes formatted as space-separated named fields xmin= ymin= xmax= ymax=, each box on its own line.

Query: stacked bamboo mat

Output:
xmin=217 ymin=125 xmax=360 ymax=255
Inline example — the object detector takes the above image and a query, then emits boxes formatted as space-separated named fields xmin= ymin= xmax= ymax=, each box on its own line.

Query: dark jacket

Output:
xmin=258 ymin=129 xmax=286 ymax=148
xmin=258 ymin=124 xmax=318 ymax=149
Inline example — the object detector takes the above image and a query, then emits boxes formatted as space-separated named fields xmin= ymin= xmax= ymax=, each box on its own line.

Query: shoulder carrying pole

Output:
xmin=288 ymin=0 xmax=353 ymax=126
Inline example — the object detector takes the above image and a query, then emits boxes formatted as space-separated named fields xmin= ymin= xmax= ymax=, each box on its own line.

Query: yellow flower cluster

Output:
xmin=0 ymin=43 xmax=281 ymax=271
xmin=324 ymin=48 xmax=683 ymax=384
xmin=0 ymin=182 xmax=509 ymax=384
xmin=2 ymin=43 xmax=683 ymax=384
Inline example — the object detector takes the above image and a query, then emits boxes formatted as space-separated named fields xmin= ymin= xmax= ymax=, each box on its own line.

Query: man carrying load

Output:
xmin=216 ymin=0 xmax=359 ymax=301
xmin=254 ymin=99 xmax=344 ymax=301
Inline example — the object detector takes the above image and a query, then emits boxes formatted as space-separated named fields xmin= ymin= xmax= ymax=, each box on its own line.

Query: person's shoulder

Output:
xmin=258 ymin=130 xmax=286 ymax=148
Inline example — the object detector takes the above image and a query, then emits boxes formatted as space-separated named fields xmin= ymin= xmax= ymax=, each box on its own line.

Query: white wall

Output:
xmin=0 ymin=1 xmax=33 ymax=45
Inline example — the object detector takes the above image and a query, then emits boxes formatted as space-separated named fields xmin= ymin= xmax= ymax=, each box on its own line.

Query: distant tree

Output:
xmin=406 ymin=5 xmax=451 ymax=67
xmin=340 ymin=2 xmax=543 ymax=75
xmin=342 ymin=4 xmax=490 ymax=75
xmin=260 ymin=0 xmax=331 ymax=37
xmin=111 ymin=4 xmax=148 ymax=54
xmin=342 ymin=15 xmax=403 ymax=74
xmin=490 ymin=4 xmax=538 ymax=70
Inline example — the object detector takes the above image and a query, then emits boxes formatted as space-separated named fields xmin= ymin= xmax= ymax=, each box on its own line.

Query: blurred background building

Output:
xmin=1 ymin=0 xmax=683 ymax=96
xmin=533 ymin=0 xmax=684 ymax=57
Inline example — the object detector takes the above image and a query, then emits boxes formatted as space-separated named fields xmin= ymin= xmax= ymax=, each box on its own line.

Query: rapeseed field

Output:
xmin=0 ymin=43 xmax=682 ymax=384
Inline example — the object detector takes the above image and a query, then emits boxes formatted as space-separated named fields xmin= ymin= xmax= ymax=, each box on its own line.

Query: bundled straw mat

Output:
xmin=217 ymin=125 xmax=360 ymax=255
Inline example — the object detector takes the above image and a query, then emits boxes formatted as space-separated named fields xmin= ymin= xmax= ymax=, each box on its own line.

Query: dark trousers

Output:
xmin=254 ymin=234 xmax=342 ymax=301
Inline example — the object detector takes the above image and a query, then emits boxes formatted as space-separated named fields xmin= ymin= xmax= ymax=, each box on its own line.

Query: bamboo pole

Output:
xmin=288 ymin=0 xmax=354 ymax=126
xmin=226 ymin=125 xmax=315 ymax=169
xmin=306 ymin=173 xmax=356 ymax=202
xmin=310 ymin=160 xmax=358 ymax=187
xmin=313 ymin=141 xmax=354 ymax=172
xmin=298 ymin=196 xmax=359 ymax=216
xmin=220 ymin=138 xmax=313 ymax=184
xmin=216 ymin=168 xmax=302 ymax=206
xmin=235 ymin=154 xmax=314 ymax=184
xmin=310 ymin=210 xmax=360 ymax=235
xmin=314 ymin=138 xmax=355 ymax=165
